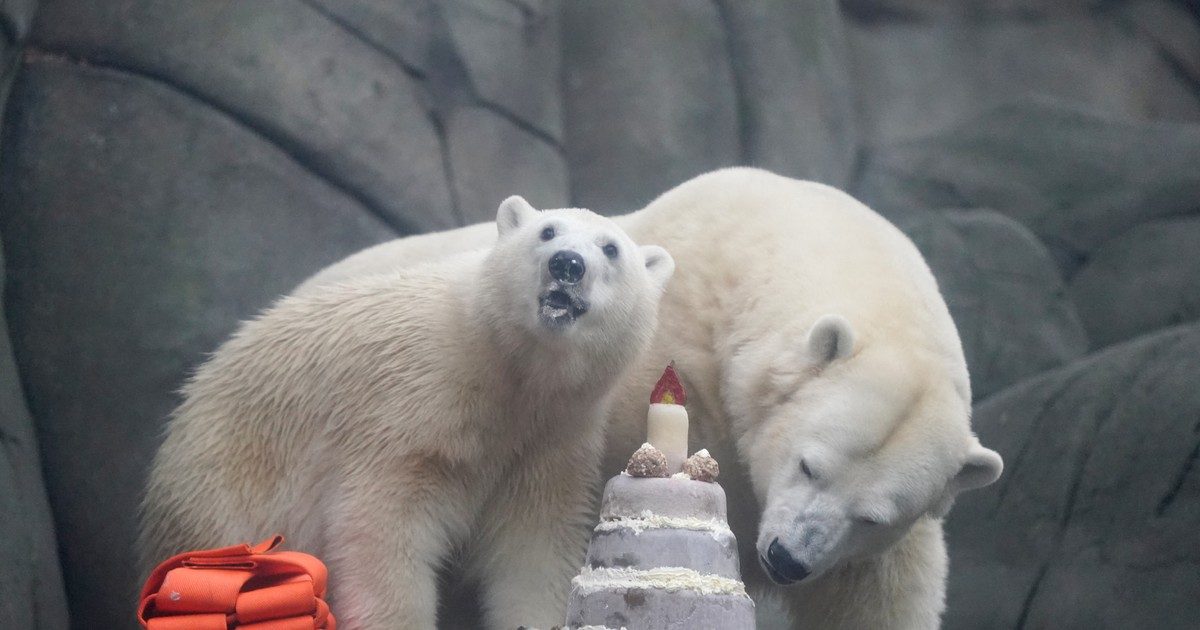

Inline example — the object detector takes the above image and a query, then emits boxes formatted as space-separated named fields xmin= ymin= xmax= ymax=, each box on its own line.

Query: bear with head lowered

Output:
xmin=139 ymin=197 xmax=675 ymax=629
xmin=303 ymin=168 xmax=1004 ymax=629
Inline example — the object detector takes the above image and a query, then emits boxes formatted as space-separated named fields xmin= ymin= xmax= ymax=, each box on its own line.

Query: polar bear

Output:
xmin=139 ymin=196 xmax=675 ymax=629
xmin=302 ymin=168 xmax=1004 ymax=628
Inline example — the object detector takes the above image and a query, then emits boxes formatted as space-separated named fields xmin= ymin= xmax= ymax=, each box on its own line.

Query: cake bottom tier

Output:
xmin=565 ymin=585 xmax=755 ymax=629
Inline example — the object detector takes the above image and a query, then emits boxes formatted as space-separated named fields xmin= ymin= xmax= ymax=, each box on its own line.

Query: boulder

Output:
xmin=0 ymin=1 xmax=70 ymax=627
xmin=445 ymin=106 xmax=569 ymax=223
xmin=0 ymin=57 xmax=395 ymax=628
xmin=945 ymin=323 xmax=1200 ymax=629
xmin=306 ymin=0 xmax=436 ymax=75
xmin=0 ymin=0 xmax=37 ymax=103
xmin=1116 ymin=0 xmax=1200 ymax=87
xmin=1069 ymin=217 xmax=1200 ymax=348
xmin=714 ymin=0 xmax=857 ymax=187
xmin=439 ymin=0 xmax=563 ymax=141
xmin=562 ymin=0 xmax=739 ymax=213
xmin=0 ymin=296 xmax=69 ymax=630
xmin=898 ymin=209 xmax=1088 ymax=399
xmin=842 ymin=0 xmax=1111 ymax=20
xmin=290 ymin=0 xmax=568 ymax=222
xmin=30 ymin=0 xmax=455 ymax=232
xmin=856 ymin=100 xmax=1200 ymax=276
xmin=845 ymin=9 xmax=1200 ymax=146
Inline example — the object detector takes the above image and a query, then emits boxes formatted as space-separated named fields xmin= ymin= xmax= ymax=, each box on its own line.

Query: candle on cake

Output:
xmin=646 ymin=362 xmax=689 ymax=472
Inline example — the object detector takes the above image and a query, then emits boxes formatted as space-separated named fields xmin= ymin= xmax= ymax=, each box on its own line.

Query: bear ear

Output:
xmin=949 ymin=441 xmax=1004 ymax=494
xmin=496 ymin=195 xmax=539 ymax=237
xmin=641 ymin=245 xmax=675 ymax=290
xmin=806 ymin=314 xmax=855 ymax=364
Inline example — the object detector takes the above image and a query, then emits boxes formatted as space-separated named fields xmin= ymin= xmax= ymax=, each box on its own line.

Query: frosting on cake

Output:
xmin=571 ymin=566 xmax=750 ymax=597
xmin=594 ymin=512 xmax=732 ymax=538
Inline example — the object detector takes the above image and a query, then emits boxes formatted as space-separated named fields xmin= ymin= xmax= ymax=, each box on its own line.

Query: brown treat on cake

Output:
xmin=682 ymin=449 xmax=720 ymax=482
xmin=626 ymin=442 xmax=670 ymax=478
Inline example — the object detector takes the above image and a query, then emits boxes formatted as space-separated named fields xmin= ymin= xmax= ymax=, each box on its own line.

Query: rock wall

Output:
xmin=0 ymin=0 xmax=70 ymax=627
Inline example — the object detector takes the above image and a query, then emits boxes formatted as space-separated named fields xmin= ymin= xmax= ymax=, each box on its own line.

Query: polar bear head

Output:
xmin=733 ymin=314 xmax=1003 ymax=585
xmin=479 ymin=196 xmax=674 ymax=353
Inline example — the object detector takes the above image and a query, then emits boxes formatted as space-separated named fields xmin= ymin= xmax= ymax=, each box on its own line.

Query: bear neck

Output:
xmin=476 ymin=324 xmax=635 ymax=403
xmin=465 ymin=272 xmax=639 ymax=404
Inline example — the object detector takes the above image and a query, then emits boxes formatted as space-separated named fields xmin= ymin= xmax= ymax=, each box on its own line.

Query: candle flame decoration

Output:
xmin=650 ymin=362 xmax=687 ymax=406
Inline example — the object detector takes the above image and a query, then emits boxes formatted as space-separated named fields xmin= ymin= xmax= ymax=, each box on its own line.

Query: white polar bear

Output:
xmin=139 ymin=197 xmax=675 ymax=629
xmin=303 ymin=168 xmax=1004 ymax=629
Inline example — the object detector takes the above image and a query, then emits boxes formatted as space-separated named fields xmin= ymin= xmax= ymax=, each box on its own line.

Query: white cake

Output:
xmin=564 ymin=469 xmax=756 ymax=629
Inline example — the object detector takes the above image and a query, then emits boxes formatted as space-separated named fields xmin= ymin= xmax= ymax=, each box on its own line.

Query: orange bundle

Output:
xmin=138 ymin=535 xmax=335 ymax=630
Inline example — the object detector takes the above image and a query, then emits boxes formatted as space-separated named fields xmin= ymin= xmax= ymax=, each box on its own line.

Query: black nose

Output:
xmin=765 ymin=538 xmax=810 ymax=583
xmin=549 ymin=250 xmax=586 ymax=284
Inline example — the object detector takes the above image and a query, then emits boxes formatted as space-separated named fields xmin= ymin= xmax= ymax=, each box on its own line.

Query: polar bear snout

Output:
xmin=763 ymin=538 xmax=811 ymax=584
xmin=548 ymin=249 xmax=586 ymax=284
xmin=537 ymin=250 xmax=594 ymax=328
xmin=538 ymin=285 xmax=590 ymax=328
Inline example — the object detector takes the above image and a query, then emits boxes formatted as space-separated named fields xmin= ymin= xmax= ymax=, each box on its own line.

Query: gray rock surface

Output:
xmin=1069 ymin=217 xmax=1200 ymax=348
xmin=846 ymin=5 xmax=1200 ymax=146
xmin=307 ymin=0 xmax=437 ymax=75
xmin=857 ymin=100 xmax=1200 ymax=276
xmin=440 ymin=0 xmax=563 ymax=142
xmin=29 ymin=0 xmax=455 ymax=232
xmin=714 ymin=0 xmax=857 ymax=187
xmin=0 ymin=0 xmax=36 ymax=104
xmin=1116 ymin=0 xmax=1200 ymax=87
xmin=0 ymin=1 xmax=70 ymax=627
xmin=307 ymin=0 xmax=570 ymax=228
xmin=0 ymin=244 xmax=69 ymax=630
xmin=0 ymin=57 xmax=394 ymax=627
xmin=445 ymin=106 xmax=569 ymax=224
xmin=841 ymin=0 xmax=1106 ymax=18
xmin=945 ymin=323 xmax=1200 ymax=629
xmin=898 ymin=209 xmax=1089 ymax=399
xmin=562 ymin=0 xmax=739 ymax=213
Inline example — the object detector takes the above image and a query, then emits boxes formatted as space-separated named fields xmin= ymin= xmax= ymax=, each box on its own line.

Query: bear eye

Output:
xmin=540 ymin=226 xmax=556 ymax=241
xmin=800 ymin=459 xmax=815 ymax=479
xmin=603 ymin=243 xmax=619 ymax=259
xmin=857 ymin=516 xmax=882 ymax=526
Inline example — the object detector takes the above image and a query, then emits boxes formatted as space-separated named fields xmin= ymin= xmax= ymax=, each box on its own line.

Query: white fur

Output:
xmin=140 ymin=198 xmax=674 ymax=629
xmin=297 ymin=168 xmax=1004 ymax=628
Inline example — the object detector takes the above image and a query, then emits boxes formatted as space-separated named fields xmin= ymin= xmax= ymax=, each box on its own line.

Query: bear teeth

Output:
xmin=538 ymin=288 xmax=588 ymax=326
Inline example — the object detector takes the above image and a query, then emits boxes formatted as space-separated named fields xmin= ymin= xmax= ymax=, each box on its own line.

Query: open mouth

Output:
xmin=760 ymin=554 xmax=796 ymax=586
xmin=538 ymin=286 xmax=589 ymax=327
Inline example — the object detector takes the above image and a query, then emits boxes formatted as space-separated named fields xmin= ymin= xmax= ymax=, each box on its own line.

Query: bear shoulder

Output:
xmin=182 ymin=262 xmax=486 ymax=437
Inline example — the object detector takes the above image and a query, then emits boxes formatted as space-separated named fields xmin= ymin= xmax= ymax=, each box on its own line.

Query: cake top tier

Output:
xmin=600 ymin=474 xmax=728 ymax=522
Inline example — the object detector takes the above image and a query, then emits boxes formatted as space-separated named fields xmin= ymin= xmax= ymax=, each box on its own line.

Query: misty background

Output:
xmin=1 ymin=0 xmax=1198 ymax=628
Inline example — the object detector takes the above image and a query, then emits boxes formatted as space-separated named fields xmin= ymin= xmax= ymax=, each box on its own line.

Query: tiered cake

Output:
xmin=564 ymin=366 xmax=755 ymax=629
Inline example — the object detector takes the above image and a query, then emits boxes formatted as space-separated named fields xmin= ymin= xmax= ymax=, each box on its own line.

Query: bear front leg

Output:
xmin=472 ymin=435 xmax=602 ymax=629
xmin=322 ymin=462 xmax=472 ymax=630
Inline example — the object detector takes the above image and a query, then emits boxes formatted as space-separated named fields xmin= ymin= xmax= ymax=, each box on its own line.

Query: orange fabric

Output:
xmin=138 ymin=535 xmax=335 ymax=630
xmin=241 ymin=615 xmax=327 ymax=630
xmin=156 ymin=568 xmax=254 ymax=613
xmin=146 ymin=612 xmax=228 ymax=630
xmin=237 ymin=577 xmax=316 ymax=623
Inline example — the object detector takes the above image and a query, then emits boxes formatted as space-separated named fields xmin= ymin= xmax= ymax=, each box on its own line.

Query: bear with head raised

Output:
xmin=139 ymin=197 xmax=674 ymax=629
xmin=303 ymin=168 xmax=1003 ymax=628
